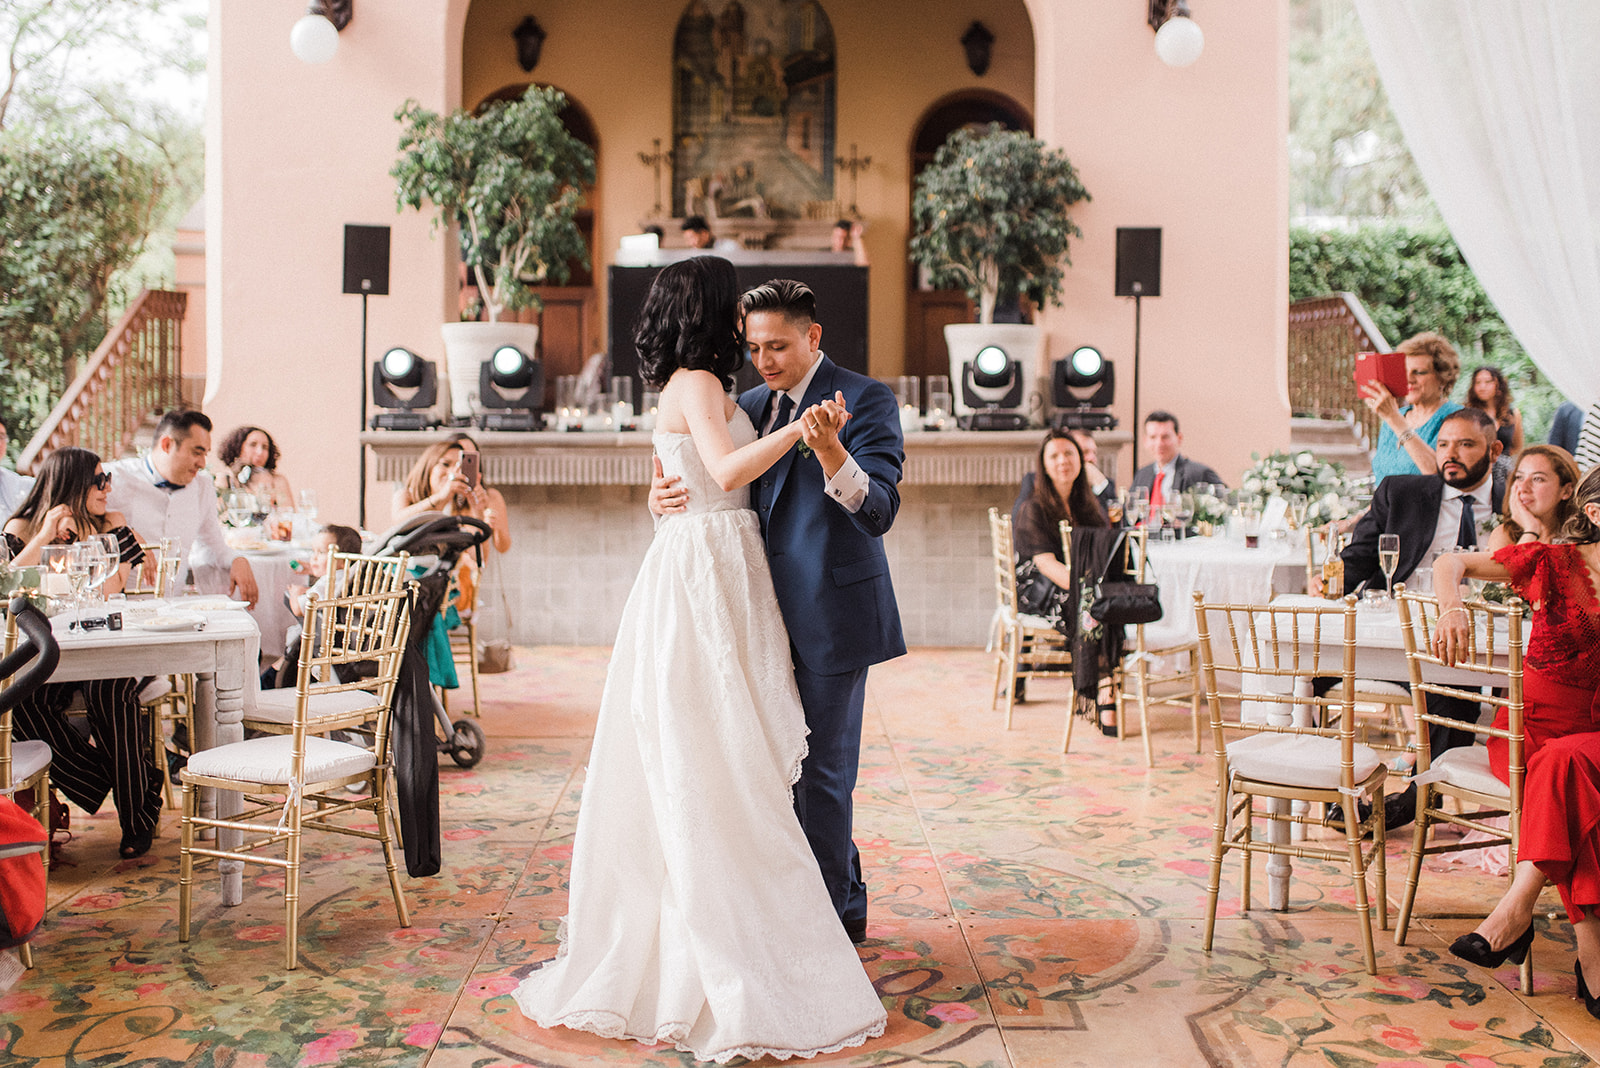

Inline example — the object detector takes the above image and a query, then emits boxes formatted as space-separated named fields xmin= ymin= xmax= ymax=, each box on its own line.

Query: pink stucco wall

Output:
xmin=206 ymin=0 xmax=1287 ymax=525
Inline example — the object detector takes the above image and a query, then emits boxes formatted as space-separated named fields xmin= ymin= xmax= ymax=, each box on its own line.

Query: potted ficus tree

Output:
xmin=908 ymin=124 xmax=1089 ymax=420
xmin=392 ymin=84 xmax=596 ymax=419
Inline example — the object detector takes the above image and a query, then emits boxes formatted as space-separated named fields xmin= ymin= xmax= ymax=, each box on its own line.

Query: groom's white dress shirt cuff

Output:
xmin=824 ymin=455 xmax=869 ymax=513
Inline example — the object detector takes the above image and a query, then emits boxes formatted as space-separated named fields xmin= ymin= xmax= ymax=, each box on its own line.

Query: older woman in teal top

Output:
xmin=1363 ymin=331 xmax=1463 ymax=484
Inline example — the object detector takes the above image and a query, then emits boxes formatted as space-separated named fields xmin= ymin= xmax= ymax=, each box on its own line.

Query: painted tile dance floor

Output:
xmin=4 ymin=647 xmax=1599 ymax=1067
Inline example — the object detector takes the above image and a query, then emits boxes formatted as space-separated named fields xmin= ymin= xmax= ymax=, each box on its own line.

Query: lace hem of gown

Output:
xmin=521 ymin=919 xmax=886 ymax=1064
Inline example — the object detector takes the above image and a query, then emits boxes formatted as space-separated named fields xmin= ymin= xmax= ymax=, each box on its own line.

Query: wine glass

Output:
xmin=1174 ymin=492 xmax=1195 ymax=540
xmin=1378 ymin=533 xmax=1401 ymax=600
xmin=65 ymin=541 xmax=100 ymax=628
xmin=88 ymin=534 xmax=121 ymax=596
xmin=297 ymin=488 xmax=319 ymax=522
xmin=225 ymin=491 xmax=254 ymax=528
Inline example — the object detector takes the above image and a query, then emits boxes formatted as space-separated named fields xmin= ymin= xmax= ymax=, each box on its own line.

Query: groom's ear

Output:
xmin=807 ymin=321 xmax=822 ymax=352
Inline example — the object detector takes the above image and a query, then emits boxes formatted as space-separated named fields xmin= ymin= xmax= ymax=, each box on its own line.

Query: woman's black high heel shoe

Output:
xmin=1449 ymin=922 xmax=1533 ymax=968
xmin=1577 ymin=961 xmax=1600 ymax=1020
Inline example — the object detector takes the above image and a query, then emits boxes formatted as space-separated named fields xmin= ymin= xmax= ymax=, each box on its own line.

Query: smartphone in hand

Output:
xmin=458 ymin=450 xmax=480 ymax=489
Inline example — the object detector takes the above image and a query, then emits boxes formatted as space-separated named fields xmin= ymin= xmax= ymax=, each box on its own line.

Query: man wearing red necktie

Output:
xmin=1130 ymin=410 xmax=1226 ymax=505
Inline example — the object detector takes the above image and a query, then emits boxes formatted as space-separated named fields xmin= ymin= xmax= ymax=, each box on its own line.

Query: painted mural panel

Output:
xmin=672 ymin=0 xmax=836 ymax=219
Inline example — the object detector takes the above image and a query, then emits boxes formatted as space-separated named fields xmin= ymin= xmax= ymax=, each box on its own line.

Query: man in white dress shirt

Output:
xmin=106 ymin=409 xmax=259 ymax=607
xmin=0 ymin=421 xmax=35 ymax=520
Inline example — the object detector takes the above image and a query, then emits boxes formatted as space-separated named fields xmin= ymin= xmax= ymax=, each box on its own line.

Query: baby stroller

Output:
xmin=1 ymin=598 xmax=60 ymax=967
xmin=367 ymin=513 xmax=494 ymax=770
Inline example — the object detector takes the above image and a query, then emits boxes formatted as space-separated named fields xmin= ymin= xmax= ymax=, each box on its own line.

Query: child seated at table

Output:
xmin=262 ymin=524 xmax=362 ymax=687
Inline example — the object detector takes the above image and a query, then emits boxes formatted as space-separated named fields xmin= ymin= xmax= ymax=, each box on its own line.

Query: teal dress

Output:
xmin=411 ymin=564 xmax=460 ymax=689
xmin=1371 ymin=401 xmax=1461 ymax=484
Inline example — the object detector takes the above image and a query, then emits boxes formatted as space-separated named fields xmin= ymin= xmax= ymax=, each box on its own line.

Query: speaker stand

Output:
xmin=1129 ymin=291 xmax=1143 ymax=476
xmin=358 ymin=292 xmax=369 ymax=529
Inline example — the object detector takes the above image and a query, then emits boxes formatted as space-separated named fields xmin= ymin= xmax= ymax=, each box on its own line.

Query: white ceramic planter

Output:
xmin=943 ymin=322 xmax=1048 ymax=420
xmin=440 ymin=321 xmax=540 ymax=421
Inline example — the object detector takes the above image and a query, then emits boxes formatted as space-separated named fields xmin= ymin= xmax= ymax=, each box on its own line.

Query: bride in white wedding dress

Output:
xmin=513 ymin=256 xmax=887 ymax=1063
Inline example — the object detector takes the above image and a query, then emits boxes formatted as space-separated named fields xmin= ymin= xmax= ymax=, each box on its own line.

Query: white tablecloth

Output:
xmin=1140 ymin=535 xmax=1306 ymax=649
xmin=193 ymin=548 xmax=310 ymax=659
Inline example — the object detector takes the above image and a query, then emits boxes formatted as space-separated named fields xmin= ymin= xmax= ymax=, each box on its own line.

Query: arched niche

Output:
xmin=465 ymin=83 xmax=602 ymax=393
xmin=903 ymin=89 xmax=1033 ymax=382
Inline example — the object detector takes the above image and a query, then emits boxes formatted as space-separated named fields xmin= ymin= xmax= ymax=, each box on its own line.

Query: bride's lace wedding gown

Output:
xmin=513 ymin=408 xmax=887 ymax=1063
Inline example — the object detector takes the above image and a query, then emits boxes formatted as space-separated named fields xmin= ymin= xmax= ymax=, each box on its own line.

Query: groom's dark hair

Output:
xmin=740 ymin=278 xmax=816 ymax=327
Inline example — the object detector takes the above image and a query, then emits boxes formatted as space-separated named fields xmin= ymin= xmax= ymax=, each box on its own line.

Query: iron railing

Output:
xmin=1287 ymin=292 xmax=1389 ymax=443
xmin=18 ymin=289 xmax=187 ymax=475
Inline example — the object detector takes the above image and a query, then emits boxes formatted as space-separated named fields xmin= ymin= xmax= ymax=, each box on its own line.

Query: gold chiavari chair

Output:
xmin=177 ymin=572 xmax=414 ymax=969
xmin=1116 ymin=526 xmax=1200 ymax=766
xmin=1194 ymin=591 xmax=1389 ymax=975
xmin=241 ymin=551 xmax=408 ymax=737
xmin=2 ymin=598 xmax=60 ymax=969
xmin=1394 ymin=586 xmax=1530 ymax=995
xmin=986 ymin=508 xmax=1075 ymax=747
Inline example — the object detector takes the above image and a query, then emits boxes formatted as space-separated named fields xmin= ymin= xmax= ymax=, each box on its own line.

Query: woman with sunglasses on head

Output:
xmin=3 ymin=447 xmax=160 ymax=859
xmin=1432 ymin=465 xmax=1600 ymax=1013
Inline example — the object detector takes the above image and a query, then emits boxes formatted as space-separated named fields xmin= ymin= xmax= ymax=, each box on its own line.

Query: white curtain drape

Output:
xmin=1352 ymin=0 xmax=1600 ymax=410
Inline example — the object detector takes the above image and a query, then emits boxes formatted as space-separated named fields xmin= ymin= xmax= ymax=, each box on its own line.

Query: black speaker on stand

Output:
xmin=344 ymin=224 xmax=391 ymax=529
xmin=1115 ymin=227 xmax=1161 ymax=476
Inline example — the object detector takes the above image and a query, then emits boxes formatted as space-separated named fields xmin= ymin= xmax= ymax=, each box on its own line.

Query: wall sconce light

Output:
xmin=290 ymin=0 xmax=351 ymax=65
xmin=960 ymin=22 xmax=995 ymax=77
xmin=514 ymin=16 xmax=547 ymax=73
xmin=1147 ymin=0 xmax=1204 ymax=68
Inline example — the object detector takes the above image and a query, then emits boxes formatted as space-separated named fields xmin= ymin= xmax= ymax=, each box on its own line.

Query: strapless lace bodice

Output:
xmin=653 ymin=407 xmax=758 ymax=517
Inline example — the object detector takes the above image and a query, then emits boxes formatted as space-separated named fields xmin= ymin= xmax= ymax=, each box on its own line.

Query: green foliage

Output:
xmin=1289 ymin=225 xmax=1567 ymax=441
xmin=908 ymin=124 xmax=1090 ymax=324
xmin=392 ymin=86 xmax=596 ymax=322
xmin=0 ymin=130 xmax=166 ymax=448
xmin=1288 ymin=0 xmax=1433 ymax=221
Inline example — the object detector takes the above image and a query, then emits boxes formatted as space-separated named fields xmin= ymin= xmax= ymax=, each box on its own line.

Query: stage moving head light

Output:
xmin=371 ymin=347 xmax=438 ymax=430
xmin=959 ymin=344 xmax=1029 ymax=430
xmin=478 ymin=345 xmax=545 ymax=430
xmin=1051 ymin=346 xmax=1118 ymax=430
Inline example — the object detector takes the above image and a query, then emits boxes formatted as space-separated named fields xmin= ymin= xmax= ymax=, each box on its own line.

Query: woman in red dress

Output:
xmin=1432 ymin=465 xmax=1600 ymax=1014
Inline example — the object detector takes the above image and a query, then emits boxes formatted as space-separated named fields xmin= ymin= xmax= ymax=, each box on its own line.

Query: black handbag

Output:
xmin=1089 ymin=532 xmax=1164 ymax=626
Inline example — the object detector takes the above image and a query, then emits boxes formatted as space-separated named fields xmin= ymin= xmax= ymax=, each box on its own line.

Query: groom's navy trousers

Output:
xmin=740 ymin=355 xmax=906 ymax=934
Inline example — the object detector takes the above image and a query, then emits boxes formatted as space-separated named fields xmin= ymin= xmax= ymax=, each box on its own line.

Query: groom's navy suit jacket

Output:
xmin=738 ymin=356 xmax=907 ymax=675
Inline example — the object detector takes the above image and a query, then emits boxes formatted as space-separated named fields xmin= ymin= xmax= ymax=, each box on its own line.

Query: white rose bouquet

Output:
xmin=1240 ymin=450 xmax=1357 ymax=524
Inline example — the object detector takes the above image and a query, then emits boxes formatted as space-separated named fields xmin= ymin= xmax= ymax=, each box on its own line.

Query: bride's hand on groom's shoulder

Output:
xmin=648 ymin=455 xmax=688 ymax=516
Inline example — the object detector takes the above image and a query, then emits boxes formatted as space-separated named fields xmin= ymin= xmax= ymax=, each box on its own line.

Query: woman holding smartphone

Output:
xmin=391 ymin=433 xmax=511 ymax=553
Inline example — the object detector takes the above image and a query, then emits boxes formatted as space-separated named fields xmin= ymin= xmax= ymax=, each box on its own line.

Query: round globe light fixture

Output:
xmin=290 ymin=13 xmax=339 ymax=64
xmin=1154 ymin=14 xmax=1204 ymax=67
xmin=1070 ymin=346 xmax=1104 ymax=378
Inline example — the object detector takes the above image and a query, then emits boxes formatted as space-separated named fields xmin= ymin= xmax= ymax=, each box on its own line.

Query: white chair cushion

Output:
xmin=1354 ymin=679 xmax=1410 ymax=699
xmin=8 ymin=740 xmax=52 ymax=783
xmin=247 ymin=688 xmax=379 ymax=725
xmin=1018 ymin=613 xmax=1056 ymax=631
xmin=186 ymin=735 xmax=375 ymax=785
xmin=1227 ymin=732 xmax=1383 ymax=791
xmin=1426 ymin=745 xmax=1508 ymax=799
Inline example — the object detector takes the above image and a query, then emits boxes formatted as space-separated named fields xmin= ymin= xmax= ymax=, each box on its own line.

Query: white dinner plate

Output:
xmin=134 ymin=611 xmax=207 ymax=632
xmin=179 ymin=597 xmax=252 ymax=611
xmin=238 ymin=544 xmax=294 ymax=557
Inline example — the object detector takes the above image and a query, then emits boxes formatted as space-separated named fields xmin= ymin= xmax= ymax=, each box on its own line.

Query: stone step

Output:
xmin=1289 ymin=416 xmax=1371 ymax=476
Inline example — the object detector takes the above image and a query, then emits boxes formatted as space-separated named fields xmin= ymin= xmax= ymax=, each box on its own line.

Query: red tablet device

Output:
xmin=1353 ymin=351 xmax=1409 ymax=399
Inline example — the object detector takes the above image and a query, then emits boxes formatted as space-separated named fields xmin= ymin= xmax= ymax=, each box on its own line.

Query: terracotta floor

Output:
xmin=3 ymin=647 xmax=1596 ymax=1067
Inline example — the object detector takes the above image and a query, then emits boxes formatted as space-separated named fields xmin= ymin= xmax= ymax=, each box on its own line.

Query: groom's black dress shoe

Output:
xmin=845 ymin=917 xmax=868 ymax=944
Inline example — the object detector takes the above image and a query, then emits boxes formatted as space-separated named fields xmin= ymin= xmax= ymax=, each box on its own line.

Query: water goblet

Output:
xmin=1174 ymin=492 xmax=1195 ymax=540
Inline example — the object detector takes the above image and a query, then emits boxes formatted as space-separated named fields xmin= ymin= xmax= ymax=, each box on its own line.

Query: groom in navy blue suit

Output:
xmin=652 ymin=278 xmax=905 ymax=942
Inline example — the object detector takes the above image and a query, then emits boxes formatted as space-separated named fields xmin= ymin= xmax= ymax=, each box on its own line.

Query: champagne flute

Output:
xmin=1288 ymin=493 xmax=1309 ymax=531
xmin=1378 ymin=533 xmax=1400 ymax=600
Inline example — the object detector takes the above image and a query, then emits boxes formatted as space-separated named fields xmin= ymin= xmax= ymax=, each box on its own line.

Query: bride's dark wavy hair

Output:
xmin=633 ymin=255 xmax=745 ymax=390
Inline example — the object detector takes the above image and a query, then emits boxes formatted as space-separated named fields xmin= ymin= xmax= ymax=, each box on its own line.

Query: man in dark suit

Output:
xmin=1128 ymin=410 xmax=1226 ymax=503
xmin=651 ymin=279 xmax=905 ymax=943
xmin=1330 ymin=405 xmax=1504 ymax=831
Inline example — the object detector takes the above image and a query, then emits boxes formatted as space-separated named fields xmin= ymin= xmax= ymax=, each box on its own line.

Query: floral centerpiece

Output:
xmin=1239 ymin=449 xmax=1357 ymax=525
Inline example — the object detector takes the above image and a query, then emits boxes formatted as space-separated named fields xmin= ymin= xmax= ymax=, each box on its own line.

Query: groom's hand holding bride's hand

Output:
xmin=649 ymin=455 xmax=689 ymax=516
xmin=801 ymin=392 xmax=851 ymax=477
